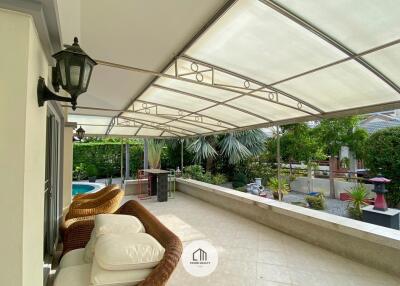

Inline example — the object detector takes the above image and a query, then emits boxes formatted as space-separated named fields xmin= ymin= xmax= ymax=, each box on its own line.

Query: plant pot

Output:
xmin=88 ymin=176 xmax=96 ymax=183
xmin=273 ymin=192 xmax=279 ymax=200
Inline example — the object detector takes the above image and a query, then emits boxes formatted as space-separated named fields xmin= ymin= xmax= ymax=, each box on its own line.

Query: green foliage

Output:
xmin=186 ymin=129 xmax=265 ymax=166
xmin=268 ymin=177 xmax=289 ymax=196
xmin=305 ymin=193 xmax=326 ymax=210
xmin=365 ymin=127 xmax=400 ymax=207
xmin=183 ymin=165 xmax=204 ymax=180
xmin=86 ymin=164 xmax=98 ymax=178
xmin=161 ymin=140 xmax=194 ymax=170
xmin=346 ymin=184 xmax=369 ymax=220
xmin=235 ymin=186 xmax=247 ymax=192
xmin=211 ymin=173 xmax=228 ymax=185
xmin=183 ymin=165 xmax=227 ymax=185
xmin=73 ymin=163 xmax=87 ymax=181
xmin=314 ymin=116 xmax=368 ymax=158
xmin=244 ymin=159 xmax=275 ymax=186
xmin=186 ymin=137 xmax=217 ymax=163
xmin=73 ymin=141 xmax=143 ymax=179
xmin=340 ymin=157 xmax=350 ymax=169
xmin=232 ymin=172 xmax=248 ymax=189
xmin=282 ymin=123 xmax=325 ymax=163
xmin=148 ymin=139 xmax=164 ymax=169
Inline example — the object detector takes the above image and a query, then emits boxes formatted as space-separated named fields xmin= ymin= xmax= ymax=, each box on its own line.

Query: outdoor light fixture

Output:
xmin=75 ymin=126 xmax=85 ymax=140
xmin=37 ymin=37 xmax=97 ymax=110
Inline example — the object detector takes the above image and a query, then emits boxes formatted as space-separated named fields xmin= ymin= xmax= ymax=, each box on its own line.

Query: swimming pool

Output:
xmin=72 ymin=182 xmax=104 ymax=196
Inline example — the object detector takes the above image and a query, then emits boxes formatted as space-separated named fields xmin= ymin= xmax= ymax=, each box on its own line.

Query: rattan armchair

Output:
xmin=65 ymin=188 xmax=124 ymax=220
xmin=62 ymin=200 xmax=183 ymax=286
xmin=72 ymin=184 xmax=119 ymax=202
xmin=61 ymin=188 xmax=124 ymax=237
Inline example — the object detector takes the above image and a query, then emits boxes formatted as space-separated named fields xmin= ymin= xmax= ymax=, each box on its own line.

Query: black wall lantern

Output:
xmin=37 ymin=37 xmax=97 ymax=110
xmin=76 ymin=126 xmax=85 ymax=140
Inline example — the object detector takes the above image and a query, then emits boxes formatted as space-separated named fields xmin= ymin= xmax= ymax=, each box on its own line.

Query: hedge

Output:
xmin=365 ymin=127 xmax=400 ymax=207
xmin=73 ymin=141 xmax=194 ymax=180
xmin=73 ymin=142 xmax=144 ymax=179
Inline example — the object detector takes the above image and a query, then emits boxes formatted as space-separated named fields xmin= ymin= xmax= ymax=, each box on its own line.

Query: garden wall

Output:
xmin=290 ymin=177 xmax=374 ymax=197
xmin=176 ymin=178 xmax=400 ymax=277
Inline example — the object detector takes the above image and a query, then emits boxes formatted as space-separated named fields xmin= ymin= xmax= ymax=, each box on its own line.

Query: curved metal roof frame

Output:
xmin=70 ymin=0 xmax=400 ymax=138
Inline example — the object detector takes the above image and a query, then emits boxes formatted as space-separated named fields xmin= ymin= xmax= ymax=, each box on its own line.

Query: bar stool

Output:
xmin=137 ymin=170 xmax=151 ymax=200
xmin=168 ymin=169 xmax=176 ymax=199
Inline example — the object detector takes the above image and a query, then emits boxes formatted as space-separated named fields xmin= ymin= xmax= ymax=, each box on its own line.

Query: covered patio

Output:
xmin=1 ymin=0 xmax=400 ymax=286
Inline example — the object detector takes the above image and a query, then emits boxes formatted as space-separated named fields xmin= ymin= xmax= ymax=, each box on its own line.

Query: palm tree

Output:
xmin=186 ymin=129 xmax=266 ymax=169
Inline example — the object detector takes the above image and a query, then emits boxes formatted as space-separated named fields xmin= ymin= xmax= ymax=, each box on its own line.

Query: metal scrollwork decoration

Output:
xmin=196 ymin=72 xmax=204 ymax=82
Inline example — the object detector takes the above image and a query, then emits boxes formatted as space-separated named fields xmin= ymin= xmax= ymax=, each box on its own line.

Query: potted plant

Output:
xmin=86 ymin=164 xmax=98 ymax=182
xmin=346 ymin=184 xmax=369 ymax=220
xmin=268 ymin=177 xmax=289 ymax=201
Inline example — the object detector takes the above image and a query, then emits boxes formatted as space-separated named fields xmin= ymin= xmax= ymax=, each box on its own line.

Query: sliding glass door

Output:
xmin=43 ymin=107 xmax=61 ymax=284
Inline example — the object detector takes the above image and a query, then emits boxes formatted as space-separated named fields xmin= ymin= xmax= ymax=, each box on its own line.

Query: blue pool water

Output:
xmin=72 ymin=184 xmax=95 ymax=196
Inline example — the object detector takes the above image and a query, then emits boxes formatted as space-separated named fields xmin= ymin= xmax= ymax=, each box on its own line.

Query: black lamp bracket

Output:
xmin=37 ymin=77 xmax=77 ymax=110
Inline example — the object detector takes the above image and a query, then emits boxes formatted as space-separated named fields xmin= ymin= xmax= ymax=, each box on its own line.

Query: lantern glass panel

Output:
xmin=82 ymin=61 xmax=92 ymax=89
xmin=70 ymin=64 xmax=81 ymax=87
xmin=59 ymin=59 xmax=67 ymax=85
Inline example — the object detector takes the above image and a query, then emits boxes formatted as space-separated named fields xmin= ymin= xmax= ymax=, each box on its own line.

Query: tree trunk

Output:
xmin=307 ymin=162 xmax=312 ymax=193
xmin=329 ymin=156 xmax=336 ymax=198
xmin=206 ymin=156 xmax=213 ymax=172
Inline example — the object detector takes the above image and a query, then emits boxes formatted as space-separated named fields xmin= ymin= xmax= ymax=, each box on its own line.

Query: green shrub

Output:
xmin=232 ymin=172 xmax=248 ymax=188
xmin=73 ymin=163 xmax=87 ymax=180
xmin=244 ymin=160 xmax=275 ymax=186
xmin=305 ymin=193 xmax=326 ymax=210
xmin=365 ymin=127 xmax=400 ymax=207
xmin=86 ymin=164 xmax=98 ymax=178
xmin=183 ymin=165 xmax=204 ymax=180
xmin=346 ymin=184 xmax=369 ymax=220
xmin=73 ymin=142 xmax=143 ymax=179
xmin=212 ymin=173 xmax=227 ymax=185
xmin=183 ymin=165 xmax=228 ymax=186
xmin=202 ymin=172 xmax=213 ymax=184
xmin=236 ymin=186 xmax=247 ymax=192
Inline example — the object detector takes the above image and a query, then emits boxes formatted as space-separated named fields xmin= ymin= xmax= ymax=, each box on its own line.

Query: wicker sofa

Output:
xmin=60 ymin=188 xmax=124 ymax=237
xmin=62 ymin=200 xmax=183 ymax=286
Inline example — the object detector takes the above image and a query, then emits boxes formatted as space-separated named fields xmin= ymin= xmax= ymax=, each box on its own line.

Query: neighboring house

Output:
xmin=359 ymin=110 xmax=400 ymax=134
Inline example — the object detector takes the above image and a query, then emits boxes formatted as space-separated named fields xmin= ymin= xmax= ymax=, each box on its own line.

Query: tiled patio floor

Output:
xmin=123 ymin=193 xmax=400 ymax=286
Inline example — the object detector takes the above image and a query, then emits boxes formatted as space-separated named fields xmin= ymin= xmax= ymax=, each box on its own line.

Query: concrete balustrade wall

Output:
xmin=123 ymin=179 xmax=148 ymax=195
xmin=176 ymin=178 xmax=400 ymax=277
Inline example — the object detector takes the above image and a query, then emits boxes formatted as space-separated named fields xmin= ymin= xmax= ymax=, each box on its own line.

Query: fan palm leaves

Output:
xmin=186 ymin=136 xmax=217 ymax=163
xmin=187 ymin=129 xmax=266 ymax=165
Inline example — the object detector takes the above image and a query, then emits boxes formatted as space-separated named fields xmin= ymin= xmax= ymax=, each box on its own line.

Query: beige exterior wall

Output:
xmin=0 ymin=9 xmax=49 ymax=286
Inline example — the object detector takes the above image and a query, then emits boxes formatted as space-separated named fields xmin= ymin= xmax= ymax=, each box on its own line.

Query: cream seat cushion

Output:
xmin=84 ymin=214 xmax=145 ymax=263
xmin=54 ymin=264 xmax=91 ymax=286
xmin=95 ymin=233 xmax=165 ymax=271
xmin=91 ymin=259 xmax=152 ymax=286
xmin=59 ymin=248 xmax=87 ymax=269
xmin=95 ymin=214 xmax=145 ymax=236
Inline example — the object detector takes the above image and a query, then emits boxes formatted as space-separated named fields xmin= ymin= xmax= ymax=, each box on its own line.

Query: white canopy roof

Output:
xmin=61 ymin=0 xmax=400 ymax=138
